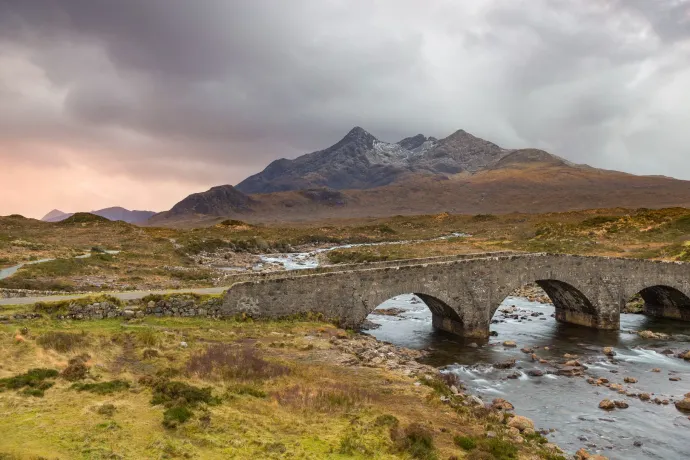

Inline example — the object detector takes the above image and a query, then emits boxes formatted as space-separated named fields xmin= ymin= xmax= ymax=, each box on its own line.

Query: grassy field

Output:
xmin=3 ymin=208 xmax=690 ymax=293
xmin=0 ymin=317 xmax=562 ymax=459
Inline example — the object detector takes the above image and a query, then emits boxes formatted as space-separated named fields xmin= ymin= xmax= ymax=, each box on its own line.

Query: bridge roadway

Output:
xmin=221 ymin=252 xmax=690 ymax=338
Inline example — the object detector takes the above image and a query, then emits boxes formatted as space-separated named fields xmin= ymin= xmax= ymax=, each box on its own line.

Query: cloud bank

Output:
xmin=1 ymin=0 xmax=689 ymax=217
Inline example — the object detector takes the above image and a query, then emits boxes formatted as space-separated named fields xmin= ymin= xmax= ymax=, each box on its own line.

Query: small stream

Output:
xmin=366 ymin=295 xmax=690 ymax=459
xmin=255 ymin=232 xmax=470 ymax=270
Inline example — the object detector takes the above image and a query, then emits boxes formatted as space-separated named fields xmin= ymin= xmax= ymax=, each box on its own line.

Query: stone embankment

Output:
xmin=0 ymin=294 xmax=224 ymax=323
xmin=0 ymin=288 xmax=89 ymax=299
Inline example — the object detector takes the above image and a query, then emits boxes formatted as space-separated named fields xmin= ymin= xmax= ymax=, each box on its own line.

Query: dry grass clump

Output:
xmin=186 ymin=343 xmax=289 ymax=381
xmin=273 ymin=383 xmax=373 ymax=413
xmin=36 ymin=331 xmax=88 ymax=352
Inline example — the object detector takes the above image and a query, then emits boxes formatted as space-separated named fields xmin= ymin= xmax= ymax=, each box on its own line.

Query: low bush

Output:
xmin=61 ymin=354 xmax=91 ymax=381
xmin=479 ymin=438 xmax=518 ymax=459
xmin=71 ymin=380 xmax=130 ymax=395
xmin=0 ymin=368 xmax=59 ymax=397
xmin=454 ymin=435 xmax=478 ymax=450
xmin=228 ymin=384 xmax=266 ymax=398
xmin=151 ymin=380 xmax=219 ymax=407
xmin=150 ymin=380 xmax=220 ymax=429
xmin=163 ymin=406 xmax=194 ymax=429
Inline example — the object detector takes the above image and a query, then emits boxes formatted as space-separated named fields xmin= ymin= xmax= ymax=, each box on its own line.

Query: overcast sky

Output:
xmin=1 ymin=0 xmax=689 ymax=218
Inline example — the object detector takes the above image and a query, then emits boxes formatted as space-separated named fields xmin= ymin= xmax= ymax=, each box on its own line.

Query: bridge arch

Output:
xmin=633 ymin=284 xmax=690 ymax=321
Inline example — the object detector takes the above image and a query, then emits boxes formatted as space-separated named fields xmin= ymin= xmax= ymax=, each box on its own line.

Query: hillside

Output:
xmin=149 ymin=161 xmax=690 ymax=227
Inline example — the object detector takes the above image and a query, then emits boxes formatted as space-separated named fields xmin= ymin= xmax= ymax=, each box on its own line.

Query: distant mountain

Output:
xmin=150 ymin=126 xmax=690 ymax=227
xmin=41 ymin=207 xmax=156 ymax=224
xmin=42 ymin=209 xmax=71 ymax=222
xmin=164 ymin=185 xmax=255 ymax=217
xmin=235 ymin=127 xmax=507 ymax=194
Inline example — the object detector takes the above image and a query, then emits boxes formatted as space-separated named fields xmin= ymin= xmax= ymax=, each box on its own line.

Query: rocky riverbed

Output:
xmin=365 ymin=294 xmax=690 ymax=459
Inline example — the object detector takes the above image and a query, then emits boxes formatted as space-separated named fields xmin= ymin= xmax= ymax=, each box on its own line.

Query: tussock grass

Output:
xmin=391 ymin=423 xmax=438 ymax=460
xmin=186 ymin=343 xmax=290 ymax=381
xmin=273 ymin=383 xmax=373 ymax=413
xmin=36 ymin=330 xmax=88 ymax=352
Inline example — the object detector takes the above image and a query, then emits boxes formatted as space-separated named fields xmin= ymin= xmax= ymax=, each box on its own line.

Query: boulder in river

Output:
xmin=493 ymin=359 xmax=516 ymax=369
xmin=491 ymin=398 xmax=514 ymax=411
xmin=603 ymin=347 xmax=616 ymax=357
xmin=599 ymin=399 xmax=615 ymax=410
xmin=675 ymin=398 xmax=690 ymax=413
xmin=638 ymin=330 xmax=669 ymax=340
xmin=639 ymin=393 xmax=651 ymax=401
xmin=651 ymin=368 xmax=661 ymax=373
xmin=371 ymin=307 xmax=405 ymax=317
xmin=614 ymin=400 xmax=629 ymax=409
xmin=527 ymin=369 xmax=544 ymax=377
xmin=556 ymin=365 xmax=584 ymax=377
xmin=507 ymin=415 xmax=534 ymax=432
xmin=503 ymin=340 xmax=517 ymax=347
xmin=576 ymin=448 xmax=609 ymax=460
xmin=623 ymin=377 xmax=637 ymax=384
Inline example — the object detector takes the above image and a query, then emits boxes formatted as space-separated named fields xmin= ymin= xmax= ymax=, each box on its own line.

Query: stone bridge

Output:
xmin=221 ymin=253 xmax=690 ymax=338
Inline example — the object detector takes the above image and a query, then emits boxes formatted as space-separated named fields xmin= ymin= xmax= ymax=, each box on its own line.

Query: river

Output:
xmin=366 ymin=294 xmax=690 ymax=459
xmin=256 ymin=232 xmax=469 ymax=270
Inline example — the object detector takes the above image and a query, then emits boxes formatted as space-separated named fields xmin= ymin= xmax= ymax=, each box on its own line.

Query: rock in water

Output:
xmin=675 ymin=398 xmax=690 ymax=413
xmin=599 ymin=399 xmax=616 ymax=410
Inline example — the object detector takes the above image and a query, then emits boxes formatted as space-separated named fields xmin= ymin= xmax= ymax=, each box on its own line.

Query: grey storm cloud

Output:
xmin=1 ymin=0 xmax=689 ymax=190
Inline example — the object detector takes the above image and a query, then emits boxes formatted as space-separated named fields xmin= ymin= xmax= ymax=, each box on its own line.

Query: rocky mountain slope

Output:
xmin=149 ymin=127 xmax=690 ymax=227
xmin=41 ymin=207 xmax=156 ymax=224
xmin=235 ymin=127 xmax=507 ymax=194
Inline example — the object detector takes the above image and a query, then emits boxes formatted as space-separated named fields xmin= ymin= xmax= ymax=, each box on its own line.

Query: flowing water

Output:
xmin=256 ymin=232 xmax=470 ymax=270
xmin=366 ymin=295 xmax=690 ymax=459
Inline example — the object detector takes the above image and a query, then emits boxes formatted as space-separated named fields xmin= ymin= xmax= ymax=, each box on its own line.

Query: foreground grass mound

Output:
xmin=0 ymin=316 xmax=563 ymax=458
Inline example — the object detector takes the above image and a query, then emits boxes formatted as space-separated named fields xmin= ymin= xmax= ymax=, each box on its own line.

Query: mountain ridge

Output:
xmin=149 ymin=127 xmax=690 ymax=227
xmin=235 ymin=126 xmax=508 ymax=194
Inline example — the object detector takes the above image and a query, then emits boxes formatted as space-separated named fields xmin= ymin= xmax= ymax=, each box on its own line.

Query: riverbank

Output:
xmin=0 ymin=316 xmax=566 ymax=459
